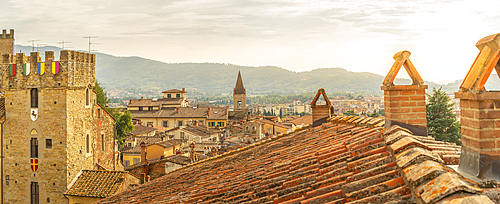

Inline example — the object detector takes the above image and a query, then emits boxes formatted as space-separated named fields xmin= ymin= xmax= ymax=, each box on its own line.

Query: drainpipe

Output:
xmin=1 ymin=121 xmax=3 ymax=204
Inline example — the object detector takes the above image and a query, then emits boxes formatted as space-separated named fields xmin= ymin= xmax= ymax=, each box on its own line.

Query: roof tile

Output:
xmin=416 ymin=172 xmax=483 ymax=204
xmin=395 ymin=147 xmax=444 ymax=169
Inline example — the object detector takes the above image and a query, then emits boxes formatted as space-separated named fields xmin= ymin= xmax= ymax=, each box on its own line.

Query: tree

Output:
xmin=367 ymin=111 xmax=379 ymax=117
xmin=115 ymin=110 xmax=135 ymax=148
xmin=426 ymin=87 xmax=461 ymax=145
xmin=94 ymin=80 xmax=108 ymax=108
xmin=343 ymin=110 xmax=358 ymax=116
xmin=94 ymin=81 xmax=134 ymax=149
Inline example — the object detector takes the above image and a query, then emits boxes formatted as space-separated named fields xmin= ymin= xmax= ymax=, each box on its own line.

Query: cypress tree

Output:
xmin=426 ymin=87 xmax=461 ymax=145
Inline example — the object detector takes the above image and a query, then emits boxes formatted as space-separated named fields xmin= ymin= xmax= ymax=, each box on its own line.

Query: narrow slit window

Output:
xmin=31 ymin=138 xmax=38 ymax=158
xmin=31 ymin=182 xmax=39 ymax=204
xmin=86 ymin=134 xmax=90 ymax=154
xmin=31 ymin=89 xmax=38 ymax=108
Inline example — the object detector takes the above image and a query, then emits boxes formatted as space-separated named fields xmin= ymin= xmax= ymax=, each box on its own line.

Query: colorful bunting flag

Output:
xmin=23 ymin=63 xmax=30 ymax=76
xmin=51 ymin=62 xmax=59 ymax=74
xmin=9 ymin=64 xmax=16 ymax=76
xmin=38 ymin=62 xmax=45 ymax=75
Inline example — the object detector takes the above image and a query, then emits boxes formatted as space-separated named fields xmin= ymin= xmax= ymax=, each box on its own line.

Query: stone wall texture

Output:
xmin=1 ymin=50 xmax=117 ymax=203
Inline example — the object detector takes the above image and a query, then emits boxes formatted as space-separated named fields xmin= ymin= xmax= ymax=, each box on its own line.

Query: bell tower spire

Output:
xmin=233 ymin=71 xmax=246 ymax=110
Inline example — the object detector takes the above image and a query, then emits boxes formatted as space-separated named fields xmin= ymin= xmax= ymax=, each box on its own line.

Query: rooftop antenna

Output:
xmin=57 ymin=40 xmax=72 ymax=50
xmin=83 ymin=36 xmax=100 ymax=53
xmin=36 ymin=44 xmax=46 ymax=52
xmin=27 ymin=40 xmax=41 ymax=52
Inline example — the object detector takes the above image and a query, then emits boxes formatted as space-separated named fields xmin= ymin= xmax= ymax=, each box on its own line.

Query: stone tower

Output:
xmin=0 ymin=29 xmax=14 ymax=56
xmin=1 ymin=47 xmax=117 ymax=203
xmin=233 ymin=71 xmax=246 ymax=111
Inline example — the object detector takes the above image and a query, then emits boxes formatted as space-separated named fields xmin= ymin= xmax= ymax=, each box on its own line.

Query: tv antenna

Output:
xmin=83 ymin=36 xmax=100 ymax=53
xmin=57 ymin=40 xmax=72 ymax=50
xmin=27 ymin=40 xmax=41 ymax=51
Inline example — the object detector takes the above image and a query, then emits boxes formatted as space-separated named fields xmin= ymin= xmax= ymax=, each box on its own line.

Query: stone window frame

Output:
xmin=101 ymin=134 xmax=105 ymax=151
xmin=85 ymin=134 xmax=92 ymax=157
xmin=85 ymin=85 xmax=91 ymax=109
xmin=31 ymin=182 xmax=39 ymax=204
xmin=162 ymin=120 xmax=169 ymax=128
xmin=31 ymin=88 xmax=38 ymax=108
xmin=45 ymin=137 xmax=53 ymax=150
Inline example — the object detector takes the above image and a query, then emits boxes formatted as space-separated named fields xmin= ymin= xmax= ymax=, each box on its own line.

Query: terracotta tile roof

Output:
xmin=289 ymin=115 xmax=313 ymax=126
xmin=97 ymin=116 xmax=493 ymax=204
xmin=64 ymin=170 xmax=129 ymax=198
xmin=149 ymin=139 xmax=182 ymax=148
xmin=255 ymin=119 xmax=292 ymax=129
xmin=122 ymin=136 xmax=163 ymax=154
xmin=162 ymin=89 xmax=186 ymax=93
xmin=130 ymin=107 xmax=228 ymax=120
xmin=128 ymin=124 xmax=156 ymax=136
xmin=128 ymin=98 xmax=184 ymax=107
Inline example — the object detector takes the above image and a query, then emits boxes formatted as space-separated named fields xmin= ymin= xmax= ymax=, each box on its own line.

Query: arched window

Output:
xmin=31 ymin=89 xmax=38 ymax=108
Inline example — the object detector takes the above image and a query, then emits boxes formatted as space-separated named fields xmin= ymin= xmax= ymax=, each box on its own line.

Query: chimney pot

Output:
xmin=141 ymin=97 xmax=144 ymax=99
xmin=182 ymin=88 xmax=185 ymax=91
xmin=140 ymin=142 xmax=147 ymax=163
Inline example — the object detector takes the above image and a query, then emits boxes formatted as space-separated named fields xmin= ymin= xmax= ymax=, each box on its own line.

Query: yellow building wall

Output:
xmin=207 ymin=119 xmax=227 ymax=127
xmin=261 ymin=123 xmax=290 ymax=135
xmin=123 ymin=154 xmax=141 ymax=166
xmin=146 ymin=145 xmax=165 ymax=160
xmin=134 ymin=117 xmax=213 ymax=130
xmin=163 ymin=144 xmax=181 ymax=157
xmin=68 ymin=195 xmax=102 ymax=204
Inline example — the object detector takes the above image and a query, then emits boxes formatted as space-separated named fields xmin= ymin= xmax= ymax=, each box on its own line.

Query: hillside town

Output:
xmin=1 ymin=27 xmax=500 ymax=204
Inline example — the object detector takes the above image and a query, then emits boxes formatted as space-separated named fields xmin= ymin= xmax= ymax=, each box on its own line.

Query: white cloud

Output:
xmin=2 ymin=0 xmax=500 ymax=84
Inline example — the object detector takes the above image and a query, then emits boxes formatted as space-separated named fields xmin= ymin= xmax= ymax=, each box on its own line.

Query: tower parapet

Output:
xmin=0 ymin=29 xmax=14 ymax=56
xmin=1 ymin=50 xmax=95 ymax=90
xmin=0 ymin=29 xmax=14 ymax=39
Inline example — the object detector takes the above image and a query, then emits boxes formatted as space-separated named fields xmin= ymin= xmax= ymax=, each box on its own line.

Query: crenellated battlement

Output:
xmin=1 ymin=50 xmax=96 ymax=90
xmin=0 ymin=29 xmax=14 ymax=39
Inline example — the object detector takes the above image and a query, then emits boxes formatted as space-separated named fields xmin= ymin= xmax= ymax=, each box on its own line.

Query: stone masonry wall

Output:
xmin=234 ymin=94 xmax=246 ymax=110
xmin=0 ymin=29 xmax=14 ymax=56
xmin=3 ymin=88 xmax=70 ymax=203
xmin=1 ymin=49 xmax=100 ymax=204
xmin=93 ymin=104 xmax=116 ymax=170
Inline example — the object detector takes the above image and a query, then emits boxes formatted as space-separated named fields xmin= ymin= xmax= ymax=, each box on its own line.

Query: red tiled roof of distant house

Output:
xmin=162 ymin=89 xmax=187 ymax=93
xmin=96 ymin=116 xmax=491 ymax=204
xmin=289 ymin=115 xmax=313 ymax=126
xmin=64 ymin=170 xmax=130 ymax=198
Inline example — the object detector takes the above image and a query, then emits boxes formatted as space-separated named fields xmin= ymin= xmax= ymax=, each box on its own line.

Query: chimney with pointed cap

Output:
xmin=456 ymin=33 xmax=500 ymax=180
xmin=311 ymin=88 xmax=333 ymax=127
xmin=382 ymin=50 xmax=427 ymax=135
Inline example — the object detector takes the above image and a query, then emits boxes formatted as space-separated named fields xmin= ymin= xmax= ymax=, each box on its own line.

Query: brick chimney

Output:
xmin=456 ymin=33 xmax=500 ymax=179
xmin=311 ymin=88 xmax=333 ymax=127
xmin=182 ymin=88 xmax=185 ymax=92
xmin=189 ymin=142 xmax=196 ymax=163
xmin=140 ymin=142 xmax=147 ymax=163
xmin=382 ymin=50 xmax=428 ymax=136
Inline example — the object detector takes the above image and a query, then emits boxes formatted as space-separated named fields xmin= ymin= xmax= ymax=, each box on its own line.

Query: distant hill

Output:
xmin=14 ymin=45 xmax=500 ymax=96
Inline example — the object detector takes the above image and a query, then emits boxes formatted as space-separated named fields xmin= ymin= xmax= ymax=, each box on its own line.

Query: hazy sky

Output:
xmin=1 ymin=0 xmax=500 ymax=83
